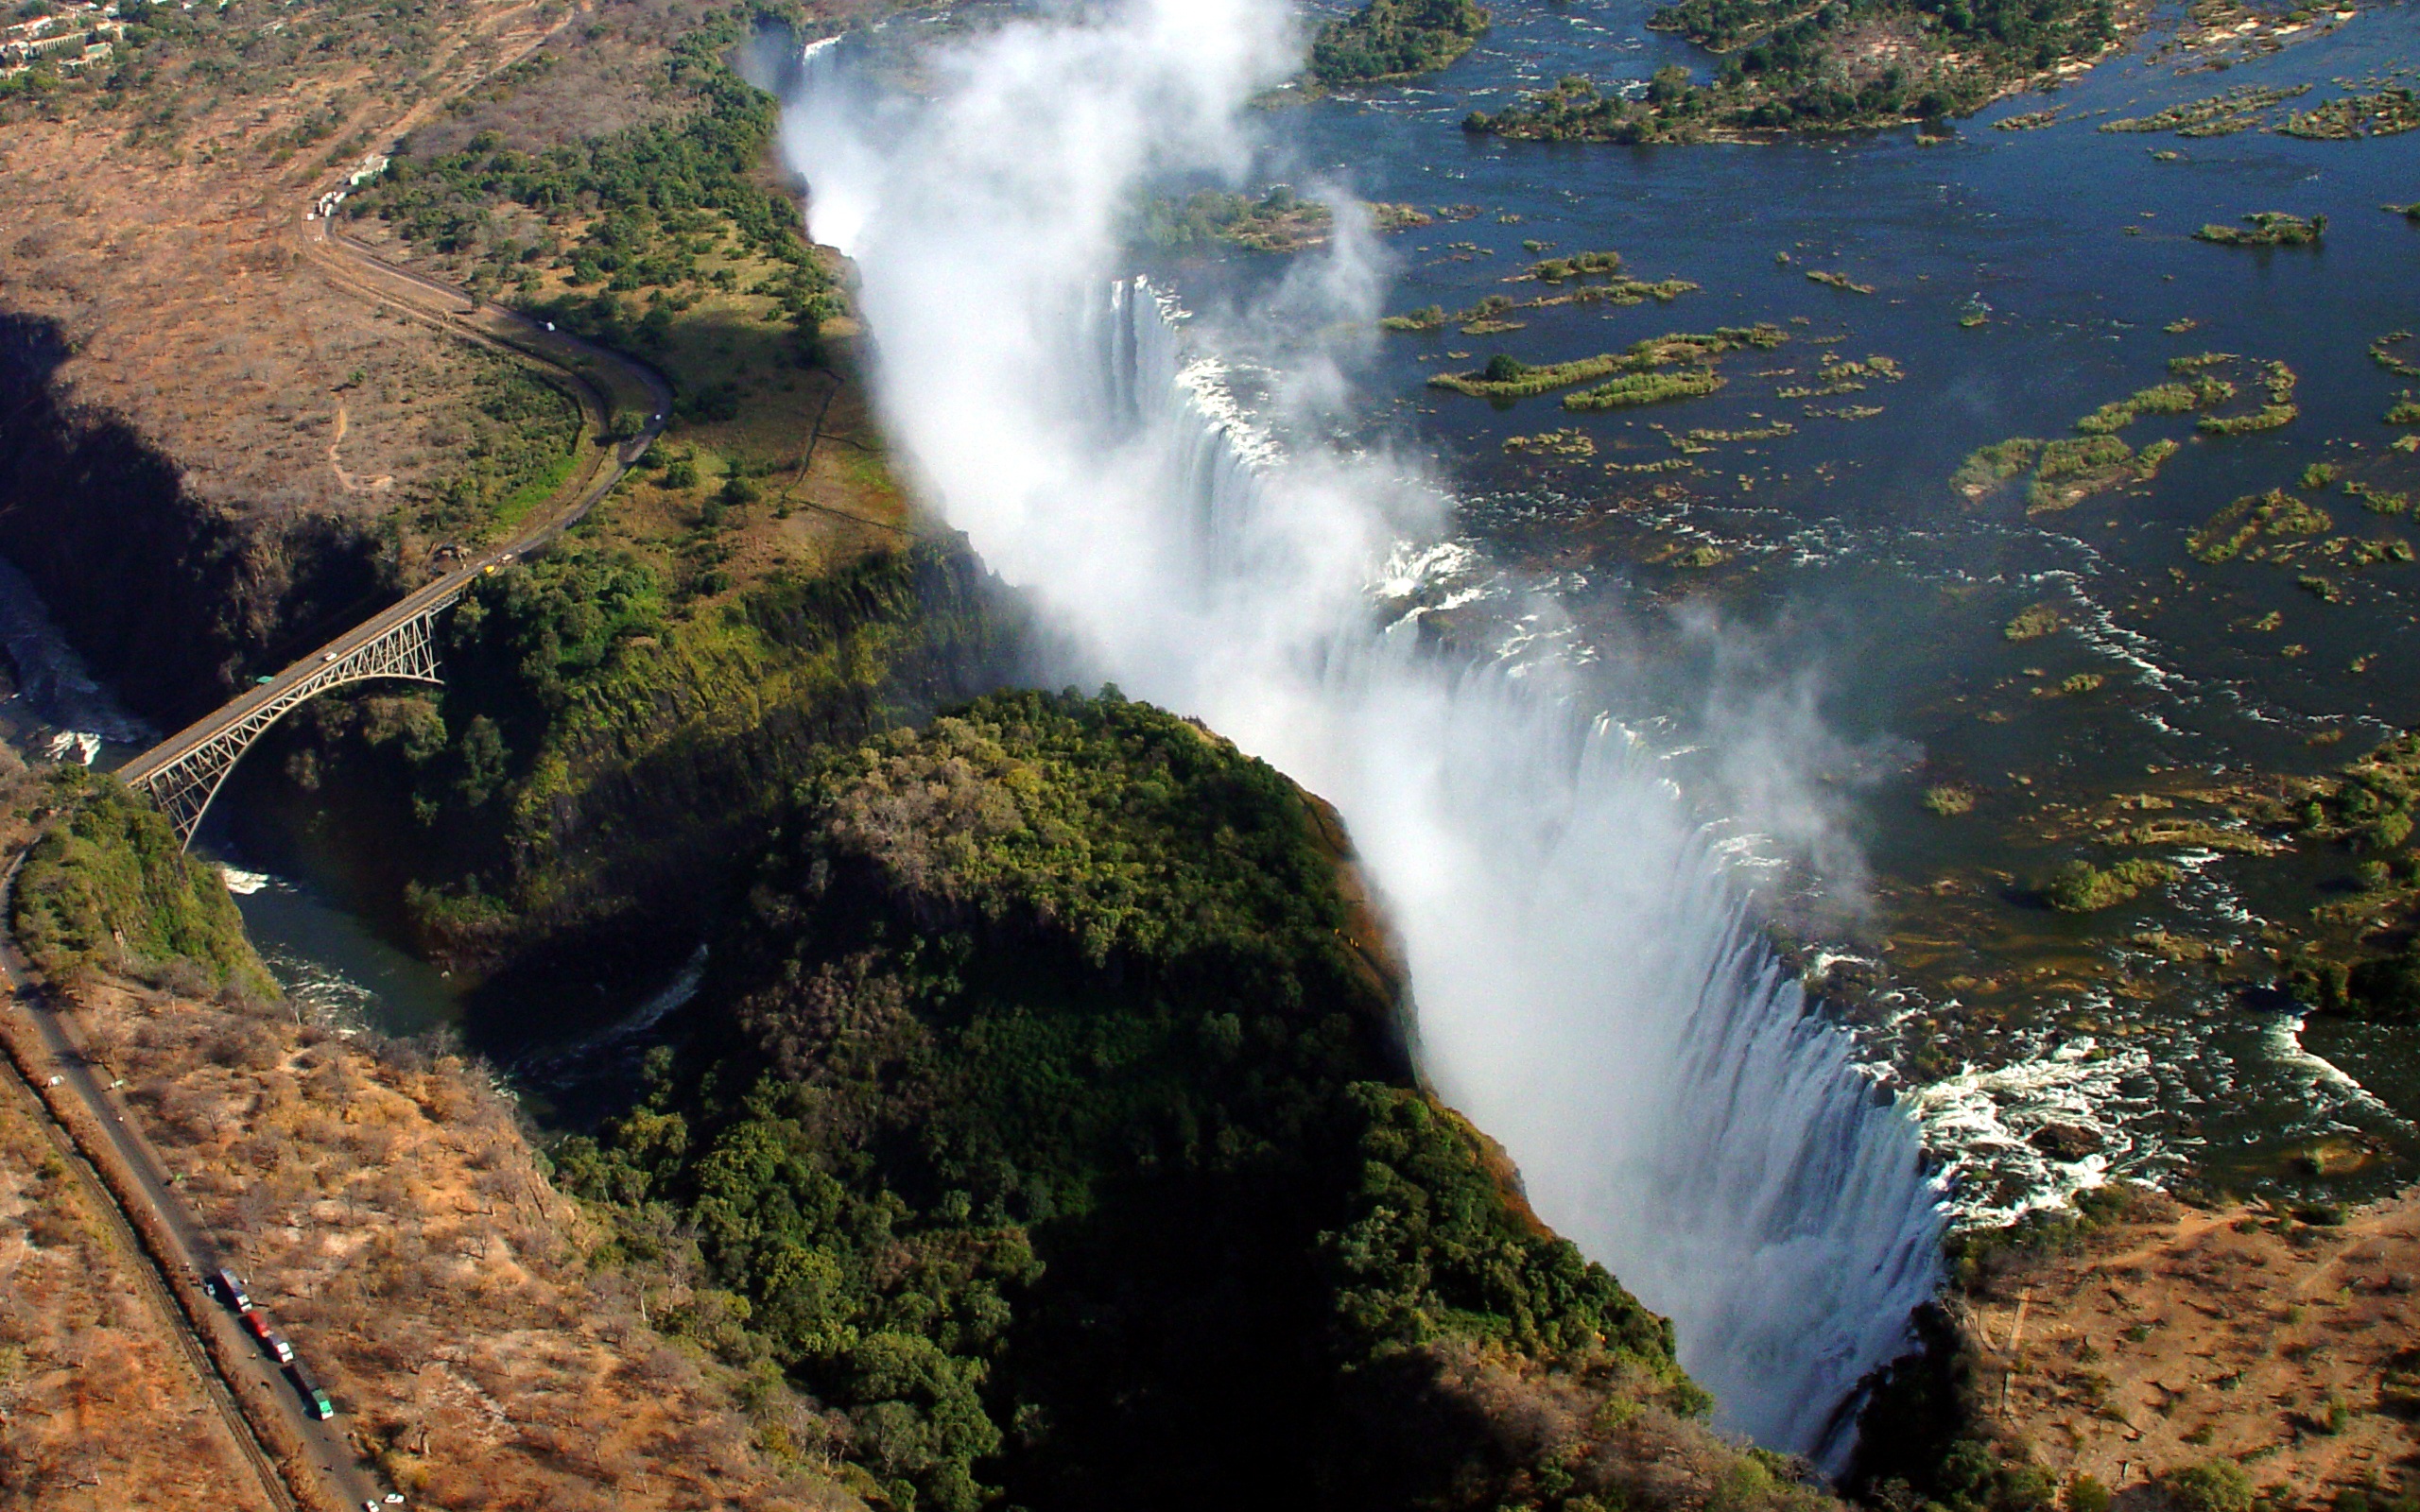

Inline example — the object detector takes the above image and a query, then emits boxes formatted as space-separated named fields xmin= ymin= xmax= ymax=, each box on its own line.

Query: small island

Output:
xmin=1310 ymin=0 xmax=1493 ymax=86
xmin=1466 ymin=0 xmax=2123 ymax=141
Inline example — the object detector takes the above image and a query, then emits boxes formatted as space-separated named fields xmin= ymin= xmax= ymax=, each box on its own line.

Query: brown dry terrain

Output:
xmin=0 ymin=0 xmax=914 ymax=729
xmin=0 ymin=0 xmax=564 ymax=512
xmin=0 ymin=1070 xmax=281 ymax=1509
xmin=62 ymin=971 xmax=859 ymax=1511
xmin=1963 ymin=1188 xmax=2420 ymax=1502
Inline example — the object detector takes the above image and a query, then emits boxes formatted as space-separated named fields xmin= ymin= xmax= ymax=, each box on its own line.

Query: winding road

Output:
xmin=9 ymin=152 xmax=681 ymax=1508
xmin=117 ymin=198 xmax=672 ymax=820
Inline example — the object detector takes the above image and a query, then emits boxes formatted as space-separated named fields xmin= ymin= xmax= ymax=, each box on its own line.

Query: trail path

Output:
xmin=325 ymin=404 xmax=394 ymax=493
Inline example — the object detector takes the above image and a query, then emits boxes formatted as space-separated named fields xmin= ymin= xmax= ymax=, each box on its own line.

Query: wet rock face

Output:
xmin=0 ymin=313 xmax=388 ymax=724
xmin=2028 ymin=1123 xmax=2100 ymax=1161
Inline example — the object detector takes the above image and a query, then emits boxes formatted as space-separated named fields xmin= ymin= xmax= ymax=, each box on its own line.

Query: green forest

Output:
xmin=1467 ymin=0 xmax=2118 ymax=139
xmin=553 ymin=690 xmax=1818 ymax=1512
xmin=1311 ymin=0 xmax=1493 ymax=86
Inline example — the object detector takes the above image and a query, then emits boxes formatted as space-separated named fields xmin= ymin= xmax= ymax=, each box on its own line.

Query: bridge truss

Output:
xmin=120 ymin=599 xmax=453 ymax=848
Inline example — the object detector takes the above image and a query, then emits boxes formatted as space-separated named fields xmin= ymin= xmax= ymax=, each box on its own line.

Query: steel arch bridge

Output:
xmin=116 ymin=593 xmax=458 ymax=848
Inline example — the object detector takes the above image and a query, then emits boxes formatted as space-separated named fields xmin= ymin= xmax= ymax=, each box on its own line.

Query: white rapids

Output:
xmin=783 ymin=0 xmax=1945 ymax=1459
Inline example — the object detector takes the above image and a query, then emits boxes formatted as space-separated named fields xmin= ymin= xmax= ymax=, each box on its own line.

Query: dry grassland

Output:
xmin=0 ymin=0 xmax=570 ymax=525
xmin=70 ymin=974 xmax=860 ymax=1512
xmin=0 ymin=1071 xmax=279 ymax=1510
xmin=1966 ymin=1188 xmax=2420 ymax=1501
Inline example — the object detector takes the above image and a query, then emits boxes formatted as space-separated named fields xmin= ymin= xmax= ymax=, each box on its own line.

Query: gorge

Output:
xmin=781 ymin=0 xmax=1945 ymax=1454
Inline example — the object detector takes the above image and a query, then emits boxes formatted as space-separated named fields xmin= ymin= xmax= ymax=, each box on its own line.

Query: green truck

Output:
xmin=284 ymin=1361 xmax=336 ymax=1420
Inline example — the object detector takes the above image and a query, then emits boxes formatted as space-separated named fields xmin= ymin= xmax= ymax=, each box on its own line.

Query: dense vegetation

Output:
xmin=9 ymin=765 xmax=273 ymax=996
xmin=1464 ymin=0 xmax=2120 ymax=142
xmin=2193 ymin=211 xmax=2326 ymax=248
xmin=1428 ymin=326 xmax=1786 ymax=406
xmin=418 ymin=359 xmax=587 ymax=542
xmin=2279 ymin=730 xmax=2420 ymax=1022
xmin=555 ymin=691 xmax=1815 ymax=1512
xmin=1136 ymin=185 xmax=1430 ymax=254
xmin=2039 ymin=857 xmax=2176 ymax=913
xmin=344 ymin=20 xmax=841 ymax=332
xmin=1309 ymin=0 xmax=1492 ymax=86
xmin=268 ymin=537 xmax=1020 ymax=976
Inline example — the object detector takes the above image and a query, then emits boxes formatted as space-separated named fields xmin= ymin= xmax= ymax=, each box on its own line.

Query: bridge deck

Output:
xmin=112 ymin=213 xmax=669 ymax=846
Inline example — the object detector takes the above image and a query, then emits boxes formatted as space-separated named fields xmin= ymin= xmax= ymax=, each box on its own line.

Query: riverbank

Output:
xmin=1955 ymin=1184 xmax=2420 ymax=1503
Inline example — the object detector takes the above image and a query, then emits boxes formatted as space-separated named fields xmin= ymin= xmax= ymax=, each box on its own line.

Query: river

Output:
xmin=0 ymin=0 xmax=2411 ymax=1463
xmin=1149 ymin=0 xmax=2420 ymax=1216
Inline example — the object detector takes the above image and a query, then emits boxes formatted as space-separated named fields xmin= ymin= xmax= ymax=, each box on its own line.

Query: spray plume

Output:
xmin=780 ymin=0 xmax=1944 ymax=1459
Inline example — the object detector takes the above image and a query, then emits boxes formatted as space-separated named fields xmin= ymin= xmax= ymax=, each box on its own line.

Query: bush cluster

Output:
xmin=1309 ymin=0 xmax=1492 ymax=85
xmin=10 ymin=765 xmax=273 ymax=996
xmin=556 ymin=691 xmax=1710 ymax=1512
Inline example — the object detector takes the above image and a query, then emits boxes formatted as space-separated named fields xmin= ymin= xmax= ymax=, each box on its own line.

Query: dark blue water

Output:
xmin=1156 ymin=0 xmax=2420 ymax=1215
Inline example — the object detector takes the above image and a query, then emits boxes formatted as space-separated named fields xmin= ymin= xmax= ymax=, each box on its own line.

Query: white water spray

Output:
xmin=783 ymin=2 xmax=1944 ymax=1459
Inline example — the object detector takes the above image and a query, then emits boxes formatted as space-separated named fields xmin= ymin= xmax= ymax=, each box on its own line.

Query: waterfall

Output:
xmin=781 ymin=3 xmax=1945 ymax=1462
xmin=1080 ymin=280 xmax=1945 ymax=1458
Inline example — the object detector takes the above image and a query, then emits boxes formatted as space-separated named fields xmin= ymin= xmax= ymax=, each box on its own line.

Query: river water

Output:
xmin=0 ymin=0 xmax=2409 ymax=1462
xmin=1152 ymin=0 xmax=2420 ymax=1219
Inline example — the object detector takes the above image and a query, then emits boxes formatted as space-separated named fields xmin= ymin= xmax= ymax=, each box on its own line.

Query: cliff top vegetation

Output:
xmin=10 ymin=765 xmax=274 ymax=998
xmin=554 ymin=688 xmax=1833 ymax=1512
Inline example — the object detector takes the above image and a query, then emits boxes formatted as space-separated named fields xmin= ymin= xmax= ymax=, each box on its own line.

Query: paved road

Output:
xmin=0 ymin=1008 xmax=299 ymax=1511
xmin=0 ymin=859 xmax=375 ymax=1511
xmin=118 ymin=211 xmax=672 ymax=793
xmin=79 ymin=170 xmax=678 ymax=1506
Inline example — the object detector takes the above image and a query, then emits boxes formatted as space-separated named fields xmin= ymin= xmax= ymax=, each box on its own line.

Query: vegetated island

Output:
xmin=1309 ymin=0 xmax=1493 ymax=86
xmin=1953 ymin=353 xmax=2294 ymax=513
xmin=1427 ymin=325 xmax=1788 ymax=411
xmin=1382 ymin=249 xmax=1701 ymax=333
xmin=1141 ymin=184 xmax=1431 ymax=253
xmin=1465 ymin=0 xmax=2126 ymax=142
xmin=2193 ymin=211 xmax=2326 ymax=247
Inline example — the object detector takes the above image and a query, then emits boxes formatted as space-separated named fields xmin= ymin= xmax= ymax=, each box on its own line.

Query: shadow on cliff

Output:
xmin=0 ymin=312 xmax=390 ymax=725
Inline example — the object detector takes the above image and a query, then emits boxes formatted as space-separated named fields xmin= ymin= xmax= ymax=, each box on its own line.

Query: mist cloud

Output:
xmin=778 ymin=0 xmax=1942 ymax=1458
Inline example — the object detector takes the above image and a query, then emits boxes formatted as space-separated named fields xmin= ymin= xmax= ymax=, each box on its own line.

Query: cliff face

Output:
xmin=229 ymin=539 xmax=1032 ymax=1034
xmin=554 ymin=691 xmax=1833 ymax=1512
xmin=0 ymin=315 xmax=389 ymax=725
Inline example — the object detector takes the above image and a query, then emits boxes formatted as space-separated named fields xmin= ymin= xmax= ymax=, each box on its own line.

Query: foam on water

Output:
xmin=788 ymin=5 xmax=1951 ymax=1457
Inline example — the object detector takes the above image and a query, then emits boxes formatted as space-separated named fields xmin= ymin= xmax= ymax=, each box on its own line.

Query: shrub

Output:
xmin=2004 ymin=602 xmax=2065 ymax=642
xmin=1309 ymin=0 xmax=1492 ymax=85
xmin=2163 ymin=1460 xmax=2255 ymax=1512
xmin=2042 ymin=858 xmax=2177 ymax=913
xmin=10 ymin=768 xmax=276 ymax=997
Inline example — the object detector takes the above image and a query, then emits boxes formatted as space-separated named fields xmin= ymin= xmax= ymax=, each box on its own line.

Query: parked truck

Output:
xmin=240 ymin=1308 xmax=296 ymax=1364
xmin=213 ymin=1268 xmax=250 ymax=1311
xmin=285 ymin=1361 xmax=336 ymax=1420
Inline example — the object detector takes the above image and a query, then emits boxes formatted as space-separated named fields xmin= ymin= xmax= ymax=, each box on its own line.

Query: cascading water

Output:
xmin=785 ymin=1 xmax=1945 ymax=1462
